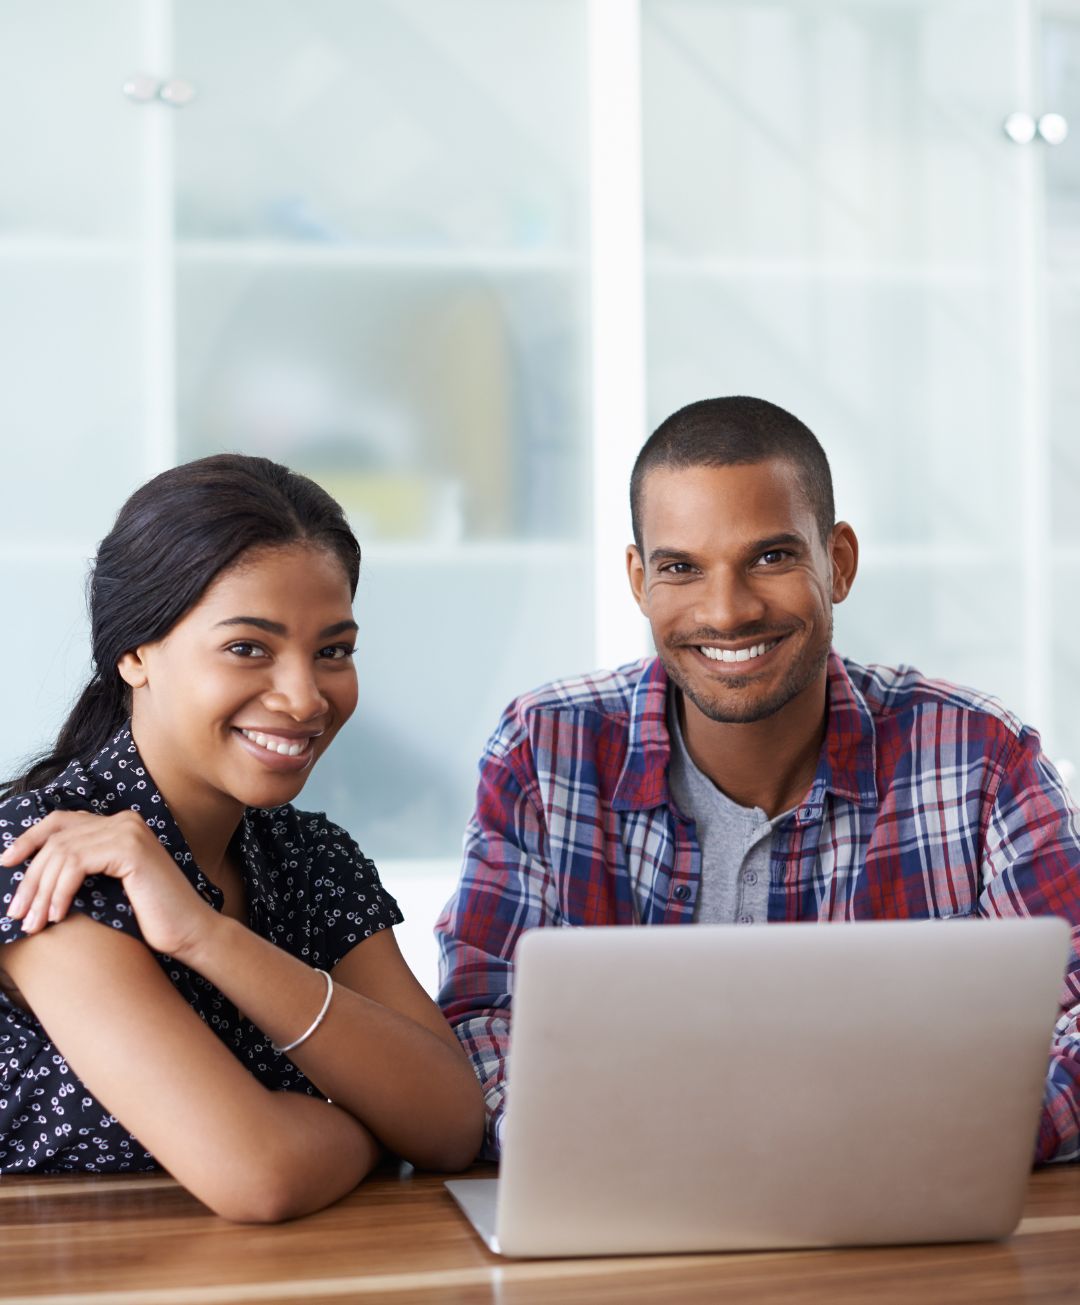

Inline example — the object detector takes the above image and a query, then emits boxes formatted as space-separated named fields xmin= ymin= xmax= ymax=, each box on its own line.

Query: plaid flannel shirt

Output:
xmin=436 ymin=653 xmax=1080 ymax=1163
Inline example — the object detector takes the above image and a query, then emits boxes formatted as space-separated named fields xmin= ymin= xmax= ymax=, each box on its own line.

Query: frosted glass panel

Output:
xmin=173 ymin=0 xmax=593 ymax=860
xmin=0 ymin=562 xmax=91 ymax=784
xmin=643 ymin=0 xmax=1020 ymax=265
xmin=173 ymin=0 xmax=586 ymax=250
xmin=1043 ymin=9 xmax=1080 ymax=252
xmin=176 ymin=265 xmax=587 ymax=541
xmin=836 ymin=563 xmax=1027 ymax=723
xmin=1052 ymin=561 xmax=1080 ymax=767
xmin=298 ymin=550 xmax=594 ymax=859
xmin=1043 ymin=13 xmax=1080 ymax=546
xmin=0 ymin=262 xmax=146 ymax=544
xmin=646 ymin=274 xmax=1021 ymax=550
xmin=1048 ymin=283 xmax=1080 ymax=546
xmin=0 ymin=0 xmax=145 ymax=240
xmin=642 ymin=0 xmax=1027 ymax=721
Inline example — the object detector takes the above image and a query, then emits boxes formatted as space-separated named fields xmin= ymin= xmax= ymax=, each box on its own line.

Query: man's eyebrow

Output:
xmin=647 ymin=547 xmax=697 ymax=567
xmin=214 ymin=617 xmax=358 ymax=639
xmin=751 ymin=532 xmax=808 ymax=552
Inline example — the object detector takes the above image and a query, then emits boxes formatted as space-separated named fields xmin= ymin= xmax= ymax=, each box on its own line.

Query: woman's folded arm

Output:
xmin=178 ymin=917 xmax=485 ymax=1172
xmin=0 ymin=915 xmax=380 ymax=1222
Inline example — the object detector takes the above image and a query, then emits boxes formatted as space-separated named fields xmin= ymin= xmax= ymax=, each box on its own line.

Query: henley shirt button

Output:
xmin=743 ymin=870 xmax=758 ymax=885
xmin=673 ymin=884 xmax=692 ymax=902
xmin=738 ymin=914 xmax=754 ymax=924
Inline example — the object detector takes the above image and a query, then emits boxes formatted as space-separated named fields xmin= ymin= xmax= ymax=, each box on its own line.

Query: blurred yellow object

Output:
xmin=301 ymin=470 xmax=462 ymax=543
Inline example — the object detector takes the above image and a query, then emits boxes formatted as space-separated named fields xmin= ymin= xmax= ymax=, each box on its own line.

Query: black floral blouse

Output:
xmin=0 ymin=724 xmax=402 ymax=1173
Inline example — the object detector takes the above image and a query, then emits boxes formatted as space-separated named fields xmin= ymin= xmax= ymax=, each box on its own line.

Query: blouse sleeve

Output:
xmin=296 ymin=810 xmax=403 ymax=967
xmin=0 ymin=793 xmax=140 ymax=944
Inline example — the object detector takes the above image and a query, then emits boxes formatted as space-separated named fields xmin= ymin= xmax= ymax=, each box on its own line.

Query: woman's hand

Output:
xmin=0 ymin=810 xmax=216 ymax=958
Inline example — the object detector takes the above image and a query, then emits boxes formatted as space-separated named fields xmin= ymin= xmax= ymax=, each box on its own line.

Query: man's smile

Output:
xmin=696 ymin=638 xmax=783 ymax=664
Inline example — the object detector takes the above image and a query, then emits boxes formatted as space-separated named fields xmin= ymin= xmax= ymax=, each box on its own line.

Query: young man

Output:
xmin=436 ymin=396 xmax=1080 ymax=1164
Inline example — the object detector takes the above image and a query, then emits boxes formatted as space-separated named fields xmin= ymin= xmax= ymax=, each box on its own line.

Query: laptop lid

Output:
xmin=472 ymin=918 xmax=1069 ymax=1258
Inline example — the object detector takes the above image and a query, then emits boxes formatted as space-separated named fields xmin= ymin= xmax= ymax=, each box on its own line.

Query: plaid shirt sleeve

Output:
xmin=435 ymin=713 xmax=559 ymax=1160
xmin=978 ymin=726 xmax=1080 ymax=1163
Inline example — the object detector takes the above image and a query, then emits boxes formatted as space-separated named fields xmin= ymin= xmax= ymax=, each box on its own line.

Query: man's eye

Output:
xmin=758 ymin=550 xmax=790 ymax=566
xmin=659 ymin=562 xmax=694 ymax=575
xmin=318 ymin=644 xmax=356 ymax=661
xmin=227 ymin=642 xmax=267 ymax=658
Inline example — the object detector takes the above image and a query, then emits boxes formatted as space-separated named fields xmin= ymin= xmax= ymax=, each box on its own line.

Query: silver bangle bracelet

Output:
xmin=272 ymin=968 xmax=334 ymax=1054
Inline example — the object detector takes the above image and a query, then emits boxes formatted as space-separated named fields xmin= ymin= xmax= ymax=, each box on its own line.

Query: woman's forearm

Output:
xmin=178 ymin=915 xmax=483 ymax=1170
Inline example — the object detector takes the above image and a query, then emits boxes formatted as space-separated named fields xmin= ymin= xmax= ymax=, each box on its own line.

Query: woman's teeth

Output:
xmin=699 ymin=640 xmax=778 ymax=663
xmin=240 ymin=729 xmax=308 ymax=757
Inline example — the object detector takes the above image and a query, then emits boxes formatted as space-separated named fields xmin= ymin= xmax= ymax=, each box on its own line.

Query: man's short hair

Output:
xmin=630 ymin=396 xmax=836 ymax=552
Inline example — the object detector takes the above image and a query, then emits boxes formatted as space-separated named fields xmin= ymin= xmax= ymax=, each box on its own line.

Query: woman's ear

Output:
xmin=117 ymin=650 xmax=148 ymax=690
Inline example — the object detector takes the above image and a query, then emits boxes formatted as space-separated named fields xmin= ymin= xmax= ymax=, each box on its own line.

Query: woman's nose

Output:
xmin=261 ymin=664 xmax=328 ymax=721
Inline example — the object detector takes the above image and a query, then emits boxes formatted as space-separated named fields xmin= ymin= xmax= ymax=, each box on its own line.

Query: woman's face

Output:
xmin=118 ymin=542 xmax=358 ymax=826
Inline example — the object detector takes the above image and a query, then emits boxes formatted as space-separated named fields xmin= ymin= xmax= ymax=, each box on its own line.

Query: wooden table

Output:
xmin=1 ymin=1162 xmax=1079 ymax=1304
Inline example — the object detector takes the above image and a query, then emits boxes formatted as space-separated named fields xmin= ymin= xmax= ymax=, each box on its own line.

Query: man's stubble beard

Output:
xmin=660 ymin=614 xmax=833 ymax=726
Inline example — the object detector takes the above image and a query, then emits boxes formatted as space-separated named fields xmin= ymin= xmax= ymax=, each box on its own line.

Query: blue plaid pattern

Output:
xmin=436 ymin=653 xmax=1080 ymax=1162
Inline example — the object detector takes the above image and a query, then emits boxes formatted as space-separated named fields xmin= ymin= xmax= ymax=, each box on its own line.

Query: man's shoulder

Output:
xmin=841 ymin=656 xmax=1026 ymax=740
xmin=513 ymin=657 xmax=656 ymax=715
xmin=489 ymin=658 xmax=659 ymax=753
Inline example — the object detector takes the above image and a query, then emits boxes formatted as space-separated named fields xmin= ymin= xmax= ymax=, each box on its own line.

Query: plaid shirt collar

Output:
xmin=612 ymin=651 xmax=879 ymax=813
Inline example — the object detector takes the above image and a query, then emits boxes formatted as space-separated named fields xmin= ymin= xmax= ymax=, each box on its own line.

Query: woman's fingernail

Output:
xmin=21 ymin=909 xmax=38 ymax=932
xmin=47 ymin=905 xmax=60 ymax=923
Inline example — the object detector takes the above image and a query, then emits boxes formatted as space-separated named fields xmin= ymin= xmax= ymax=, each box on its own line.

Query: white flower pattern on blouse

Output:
xmin=0 ymin=724 xmax=402 ymax=1173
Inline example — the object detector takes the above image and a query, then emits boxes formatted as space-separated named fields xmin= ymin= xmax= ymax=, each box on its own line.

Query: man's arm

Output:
xmin=436 ymin=729 xmax=558 ymax=1159
xmin=979 ymin=727 xmax=1080 ymax=1162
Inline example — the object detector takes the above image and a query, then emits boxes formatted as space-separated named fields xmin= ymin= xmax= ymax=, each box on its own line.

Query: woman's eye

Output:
xmin=318 ymin=644 xmax=356 ymax=661
xmin=226 ymin=642 xmax=267 ymax=658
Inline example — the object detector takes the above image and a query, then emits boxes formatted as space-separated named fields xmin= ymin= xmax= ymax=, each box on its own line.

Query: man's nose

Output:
xmin=692 ymin=567 xmax=767 ymax=633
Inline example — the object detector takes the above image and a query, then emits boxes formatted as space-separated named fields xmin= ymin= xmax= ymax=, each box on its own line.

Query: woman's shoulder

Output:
xmin=0 ymin=789 xmax=47 ymax=843
xmin=244 ymin=804 xmax=377 ymax=875
xmin=243 ymin=804 xmax=401 ymax=923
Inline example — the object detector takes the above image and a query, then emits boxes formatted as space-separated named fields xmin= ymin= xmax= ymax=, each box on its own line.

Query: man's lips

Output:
xmin=681 ymin=634 xmax=790 ymax=672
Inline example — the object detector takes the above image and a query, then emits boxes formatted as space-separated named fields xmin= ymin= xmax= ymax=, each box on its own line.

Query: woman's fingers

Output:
xmin=16 ymin=844 xmax=70 ymax=933
xmin=0 ymin=810 xmax=69 ymax=869
xmin=7 ymin=817 xmax=97 ymax=930
xmin=47 ymin=867 xmax=90 ymax=927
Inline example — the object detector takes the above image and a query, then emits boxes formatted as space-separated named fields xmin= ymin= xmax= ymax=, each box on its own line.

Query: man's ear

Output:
xmin=117 ymin=649 xmax=148 ymax=690
xmin=626 ymin=545 xmax=648 ymax=614
xmin=829 ymin=523 xmax=859 ymax=604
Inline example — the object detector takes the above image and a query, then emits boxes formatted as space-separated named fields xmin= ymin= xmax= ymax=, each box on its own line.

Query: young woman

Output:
xmin=0 ymin=454 xmax=483 ymax=1220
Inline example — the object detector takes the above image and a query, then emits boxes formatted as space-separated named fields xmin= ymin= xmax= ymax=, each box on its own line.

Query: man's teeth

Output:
xmin=699 ymin=640 xmax=777 ymax=663
xmin=240 ymin=729 xmax=307 ymax=757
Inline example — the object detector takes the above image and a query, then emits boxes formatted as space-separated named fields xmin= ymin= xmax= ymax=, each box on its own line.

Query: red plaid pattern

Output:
xmin=436 ymin=654 xmax=1080 ymax=1163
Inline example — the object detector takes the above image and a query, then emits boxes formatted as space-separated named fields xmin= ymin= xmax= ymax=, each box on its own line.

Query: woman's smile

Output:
xmin=234 ymin=726 xmax=321 ymax=769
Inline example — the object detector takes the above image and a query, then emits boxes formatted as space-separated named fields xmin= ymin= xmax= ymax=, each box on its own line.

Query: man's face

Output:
xmin=627 ymin=459 xmax=857 ymax=726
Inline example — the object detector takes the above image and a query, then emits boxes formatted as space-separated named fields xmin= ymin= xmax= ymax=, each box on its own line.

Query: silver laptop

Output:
xmin=446 ymin=918 xmax=1071 ymax=1258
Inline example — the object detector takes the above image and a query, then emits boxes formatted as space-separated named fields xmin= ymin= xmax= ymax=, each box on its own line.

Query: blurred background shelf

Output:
xmin=175 ymin=241 xmax=582 ymax=272
xmin=648 ymin=254 xmax=996 ymax=286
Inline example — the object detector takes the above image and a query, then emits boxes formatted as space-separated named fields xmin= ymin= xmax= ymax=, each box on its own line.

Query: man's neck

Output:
xmin=677 ymin=677 xmax=829 ymax=819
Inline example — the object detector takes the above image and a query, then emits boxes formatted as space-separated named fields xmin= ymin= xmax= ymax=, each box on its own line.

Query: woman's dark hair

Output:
xmin=2 ymin=454 xmax=361 ymax=798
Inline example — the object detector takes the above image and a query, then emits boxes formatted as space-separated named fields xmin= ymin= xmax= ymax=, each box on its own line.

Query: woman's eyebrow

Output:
xmin=214 ymin=617 xmax=358 ymax=638
xmin=216 ymin=616 xmax=287 ymax=635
